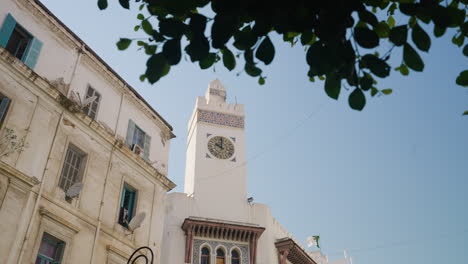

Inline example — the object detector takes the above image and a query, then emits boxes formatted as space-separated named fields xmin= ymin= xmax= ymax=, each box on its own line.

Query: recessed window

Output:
xmin=0 ymin=14 xmax=43 ymax=69
xmin=118 ymin=184 xmax=137 ymax=228
xmin=216 ymin=248 xmax=225 ymax=264
xmin=231 ymin=249 xmax=240 ymax=264
xmin=35 ymin=232 xmax=65 ymax=264
xmin=58 ymin=144 xmax=86 ymax=192
xmin=126 ymin=120 xmax=151 ymax=160
xmin=201 ymin=247 xmax=210 ymax=264
xmin=82 ymin=86 xmax=101 ymax=120
xmin=0 ymin=93 xmax=11 ymax=128
xmin=5 ymin=25 xmax=31 ymax=60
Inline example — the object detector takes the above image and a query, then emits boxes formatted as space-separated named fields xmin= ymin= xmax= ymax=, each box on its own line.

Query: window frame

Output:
xmin=35 ymin=232 xmax=66 ymax=264
xmin=231 ymin=248 xmax=241 ymax=264
xmin=5 ymin=24 xmax=32 ymax=60
xmin=200 ymin=246 xmax=211 ymax=264
xmin=0 ymin=92 xmax=11 ymax=129
xmin=118 ymin=183 xmax=138 ymax=228
xmin=58 ymin=144 xmax=87 ymax=192
xmin=0 ymin=13 xmax=43 ymax=69
xmin=216 ymin=247 xmax=225 ymax=264
xmin=82 ymin=85 xmax=101 ymax=120
xmin=126 ymin=120 xmax=152 ymax=160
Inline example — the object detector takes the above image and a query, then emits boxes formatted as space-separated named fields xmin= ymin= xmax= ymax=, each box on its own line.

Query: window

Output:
xmin=35 ymin=233 xmax=65 ymax=264
xmin=58 ymin=145 xmax=86 ymax=192
xmin=82 ymin=86 xmax=101 ymax=119
xmin=0 ymin=93 xmax=11 ymax=128
xmin=126 ymin=120 xmax=151 ymax=160
xmin=0 ymin=14 xmax=43 ymax=69
xmin=231 ymin=249 xmax=240 ymax=264
xmin=201 ymin=247 xmax=210 ymax=264
xmin=216 ymin=248 xmax=225 ymax=264
xmin=118 ymin=184 xmax=137 ymax=228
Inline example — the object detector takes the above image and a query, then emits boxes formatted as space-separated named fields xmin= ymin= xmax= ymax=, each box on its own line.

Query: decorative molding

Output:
xmin=0 ymin=160 xmax=39 ymax=191
xmin=197 ymin=109 xmax=244 ymax=129
xmin=182 ymin=217 xmax=265 ymax=264
xmin=39 ymin=206 xmax=80 ymax=233
xmin=209 ymin=89 xmax=226 ymax=100
xmin=275 ymin=238 xmax=317 ymax=264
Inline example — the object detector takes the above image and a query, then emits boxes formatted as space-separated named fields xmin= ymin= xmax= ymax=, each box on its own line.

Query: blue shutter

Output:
xmin=0 ymin=14 xmax=16 ymax=48
xmin=0 ymin=97 xmax=11 ymax=123
xmin=23 ymin=37 xmax=42 ymax=69
xmin=126 ymin=120 xmax=135 ymax=148
xmin=120 ymin=187 xmax=127 ymax=208
xmin=143 ymin=133 xmax=151 ymax=161
xmin=127 ymin=191 xmax=135 ymax=220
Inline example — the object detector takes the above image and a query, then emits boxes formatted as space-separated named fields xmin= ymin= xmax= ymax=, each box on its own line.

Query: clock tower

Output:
xmin=184 ymin=80 xmax=247 ymax=220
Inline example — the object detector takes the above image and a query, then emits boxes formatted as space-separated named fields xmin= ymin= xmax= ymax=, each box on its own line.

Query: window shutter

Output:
xmin=126 ymin=120 xmax=135 ymax=148
xmin=0 ymin=97 xmax=11 ymax=123
xmin=23 ymin=37 xmax=43 ymax=69
xmin=143 ymin=133 xmax=151 ymax=161
xmin=120 ymin=187 xmax=127 ymax=208
xmin=0 ymin=14 xmax=16 ymax=48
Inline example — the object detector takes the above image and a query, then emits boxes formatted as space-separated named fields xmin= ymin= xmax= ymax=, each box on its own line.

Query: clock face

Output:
xmin=207 ymin=136 xmax=235 ymax=159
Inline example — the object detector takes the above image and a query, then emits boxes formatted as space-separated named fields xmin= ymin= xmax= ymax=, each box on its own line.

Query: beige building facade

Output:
xmin=0 ymin=0 xmax=175 ymax=263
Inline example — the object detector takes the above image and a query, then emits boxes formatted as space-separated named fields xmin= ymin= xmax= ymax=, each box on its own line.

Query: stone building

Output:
xmin=0 ymin=0 xmax=175 ymax=263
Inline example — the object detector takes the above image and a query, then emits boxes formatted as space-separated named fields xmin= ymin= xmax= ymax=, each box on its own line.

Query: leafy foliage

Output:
xmin=98 ymin=0 xmax=468 ymax=111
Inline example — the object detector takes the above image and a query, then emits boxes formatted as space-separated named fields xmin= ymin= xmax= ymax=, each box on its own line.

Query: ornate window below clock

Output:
xmin=216 ymin=248 xmax=225 ymax=264
xmin=231 ymin=249 xmax=241 ymax=264
xmin=201 ymin=247 xmax=210 ymax=264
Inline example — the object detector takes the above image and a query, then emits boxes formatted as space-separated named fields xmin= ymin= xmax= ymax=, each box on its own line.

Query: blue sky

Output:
xmin=40 ymin=1 xmax=468 ymax=263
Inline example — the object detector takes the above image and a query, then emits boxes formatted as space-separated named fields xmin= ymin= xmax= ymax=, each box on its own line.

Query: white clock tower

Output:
xmin=184 ymin=80 xmax=247 ymax=220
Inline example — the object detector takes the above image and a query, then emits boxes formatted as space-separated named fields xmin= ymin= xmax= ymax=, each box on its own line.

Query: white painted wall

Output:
xmin=163 ymin=81 xmax=309 ymax=264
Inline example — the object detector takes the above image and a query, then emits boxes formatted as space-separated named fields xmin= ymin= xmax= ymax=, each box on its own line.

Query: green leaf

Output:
xmin=375 ymin=22 xmax=390 ymax=38
xmin=245 ymin=63 xmax=262 ymax=77
xmin=244 ymin=49 xmax=254 ymax=64
xmin=360 ymin=74 xmax=373 ymax=91
xmin=348 ymin=88 xmax=366 ymax=111
xmin=142 ymin=20 xmax=153 ymax=35
xmin=433 ymin=25 xmax=446 ymax=38
xmin=134 ymin=25 xmax=140 ymax=32
xmin=387 ymin=16 xmax=396 ymax=28
xmin=97 ymin=0 xmax=108 ymax=10
xmin=370 ymin=87 xmax=378 ymax=97
xmin=359 ymin=10 xmax=378 ymax=27
xmin=162 ymin=38 xmax=181 ymax=65
xmin=137 ymin=14 xmax=144 ymax=20
xmin=255 ymin=36 xmax=275 ymax=65
xmin=412 ymin=23 xmax=431 ymax=51
xmin=144 ymin=45 xmax=157 ymax=55
xmin=389 ymin=25 xmax=407 ymax=46
xmin=160 ymin=19 xmax=187 ymax=38
xmin=199 ymin=53 xmax=217 ymax=69
xmin=463 ymin=110 xmax=468 ymax=116
xmin=189 ymin=14 xmax=207 ymax=34
xmin=258 ymin=77 xmax=265 ymax=85
xmin=359 ymin=54 xmax=390 ymax=78
xmin=185 ymin=35 xmax=209 ymax=62
xmin=139 ymin=4 xmax=144 ymax=11
xmin=212 ymin=15 xmax=237 ymax=49
xmin=381 ymin=89 xmax=393 ymax=95
xmin=300 ymin=32 xmax=315 ymax=45
xmin=354 ymin=27 xmax=379 ymax=49
xmin=145 ymin=53 xmax=170 ymax=84
xmin=324 ymin=73 xmax=341 ymax=100
xmin=396 ymin=64 xmax=409 ymax=76
xmin=139 ymin=74 xmax=146 ymax=82
xmin=403 ymin=43 xmax=424 ymax=72
xmin=452 ymin=33 xmax=464 ymax=47
xmin=463 ymin=45 xmax=468 ymax=57
xmin=116 ymin=38 xmax=132 ymax=50
xmin=222 ymin=48 xmax=236 ymax=71
xmin=456 ymin=70 xmax=468 ymax=86
xmin=119 ymin=0 xmax=129 ymax=9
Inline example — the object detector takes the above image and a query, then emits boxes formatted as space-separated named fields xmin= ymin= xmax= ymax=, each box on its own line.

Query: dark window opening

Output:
xmin=35 ymin=232 xmax=65 ymax=264
xmin=231 ymin=250 xmax=240 ymax=264
xmin=201 ymin=247 xmax=210 ymax=264
xmin=5 ymin=25 xmax=31 ymax=60
xmin=82 ymin=86 xmax=101 ymax=120
xmin=0 ymin=93 xmax=11 ymax=128
xmin=216 ymin=248 xmax=225 ymax=264
xmin=118 ymin=184 xmax=137 ymax=228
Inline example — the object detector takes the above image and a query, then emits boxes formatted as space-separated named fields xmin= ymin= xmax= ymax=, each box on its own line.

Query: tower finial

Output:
xmin=205 ymin=79 xmax=226 ymax=103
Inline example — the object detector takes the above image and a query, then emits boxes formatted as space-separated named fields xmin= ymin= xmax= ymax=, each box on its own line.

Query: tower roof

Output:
xmin=205 ymin=79 xmax=227 ymax=102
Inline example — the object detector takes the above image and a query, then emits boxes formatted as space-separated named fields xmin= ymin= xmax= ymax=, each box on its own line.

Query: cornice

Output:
xmin=0 ymin=160 xmax=40 ymax=191
xmin=39 ymin=206 xmax=80 ymax=233
xmin=275 ymin=238 xmax=317 ymax=264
